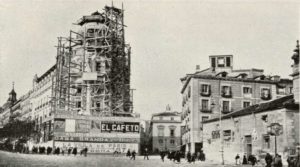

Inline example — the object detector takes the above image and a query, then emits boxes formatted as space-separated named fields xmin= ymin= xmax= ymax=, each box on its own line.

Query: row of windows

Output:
xmin=199 ymin=84 xmax=273 ymax=100
xmin=158 ymin=128 xmax=176 ymax=137
xmin=200 ymin=99 xmax=251 ymax=113
xmin=158 ymin=139 xmax=176 ymax=145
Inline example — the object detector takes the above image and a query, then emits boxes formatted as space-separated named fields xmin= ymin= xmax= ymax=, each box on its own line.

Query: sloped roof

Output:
xmin=203 ymin=95 xmax=298 ymax=123
xmin=152 ymin=112 xmax=180 ymax=117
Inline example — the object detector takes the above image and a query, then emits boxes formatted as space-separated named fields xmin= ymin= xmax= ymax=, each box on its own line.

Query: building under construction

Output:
xmin=31 ymin=5 xmax=141 ymax=154
xmin=53 ymin=5 xmax=132 ymax=117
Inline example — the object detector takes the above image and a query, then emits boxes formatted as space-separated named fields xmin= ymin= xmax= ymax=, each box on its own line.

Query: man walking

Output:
xmin=144 ymin=148 xmax=149 ymax=160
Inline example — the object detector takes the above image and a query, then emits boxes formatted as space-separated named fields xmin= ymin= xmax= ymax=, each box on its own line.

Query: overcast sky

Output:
xmin=0 ymin=0 xmax=299 ymax=120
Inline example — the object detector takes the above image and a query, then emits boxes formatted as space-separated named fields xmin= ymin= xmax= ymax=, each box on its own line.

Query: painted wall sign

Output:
xmin=101 ymin=121 xmax=140 ymax=133
xmin=55 ymin=141 xmax=139 ymax=153
xmin=54 ymin=136 xmax=140 ymax=143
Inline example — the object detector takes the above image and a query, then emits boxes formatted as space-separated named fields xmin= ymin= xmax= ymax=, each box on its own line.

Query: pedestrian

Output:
xmin=248 ymin=154 xmax=257 ymax=167
xmin=197 ymin=152 xmax=201 ymax=161
xmin=187 ymin=151 xmax=191 ymax=163
xmin=265 ymin=153 xmax=273 ymax=167
xmin=243 ymin=154 xmax=248 ymax=164
xmin=274 ymin=154 xmax=283 ymax=167
xmin=160 ymin=150 xmax=165 ymax=162
xmin=130 ymin=150 xmax=136 ymax=160
xmin=144 ymin=148 xmax=149 ymax=160
xmin=84 ymin=147 xmax=88 ymax=157
xmin=72 ymin=147 xmax=77 ymax=156
xmin=191 ymin=152 xmax=196 ymax=164
xmin=56 ymin=147 xmax=60 ymax=155
xmin=287 ymin=156 xmax=295 ymax=167
xmin=68 ymin=147 xmax=71 ymax=155
xmin=176 ymin=151 xmax=181 ymax=163
xmin=235 ymin=154 xmax=240 ymax=165
xmin=126 ymin=149 xmax=131 ymax=157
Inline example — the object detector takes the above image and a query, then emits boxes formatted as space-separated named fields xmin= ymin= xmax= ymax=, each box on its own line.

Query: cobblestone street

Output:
xmin=0 ymin=151 xmax=260 ymax=167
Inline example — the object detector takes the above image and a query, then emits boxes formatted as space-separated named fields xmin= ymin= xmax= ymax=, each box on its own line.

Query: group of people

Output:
xmin=30 ymin=146 xmax=88 ymax=157
xmin=234 ymin=152 xmax=300 ymax=167
xmin=126 ymin=149 xmax=137 ymax=160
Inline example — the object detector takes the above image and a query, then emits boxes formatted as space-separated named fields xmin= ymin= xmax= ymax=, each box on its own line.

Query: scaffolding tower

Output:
xmin=51 ymin=5 xmax=132 ymax=118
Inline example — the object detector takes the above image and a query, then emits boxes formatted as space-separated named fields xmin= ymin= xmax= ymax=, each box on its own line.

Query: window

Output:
xmin=159 ymin=117 xmax=163 ymax=120
xmin=95 ymin=62 xmax=101 ymax=72
xmin=170 ymin=139 xmax=175 ymax=145
xmin=201 ymin=84 xmax=209 ymax=93
xmin=158 ymin=128 xmax=164 ymax=136
xmin=211 ymin=57 xmax=216 ymax=68
xmin=243 ymin=87 xmax=252 ymax=94
xmin=217 ymin=57 xmax=225 ymax=67
xmin=201 ymin=99 xmax=209 ymax=110
xmin=171 ymin=117 xmax=174 ymax=121
xmin=222 ymin=101 xmax=230 ymax=113
xmin=96 ymin=101 xmax=101 ymax=108
xmin=261 ymin=88 xmax=271 ymax=100
xmin=170 ymin=129 xmax=175 ymax=137
xmin=243 ymin=101 xmax=251 ymax=108
xmin=76 ymin=101 xmax=81 ymax=108
xmin=226 ymin=57 xmax=231 ymax=67
xmin=76 ymin=87 xmax=82 ymax=96
xmin=221 ymin=86 xmax=232 ymax=97
xmin=289 ymin=87 xmax=293 ymax=94
xmin=263 ymin=135 xmax=270 ymax=149
xmin=277 ymin=87 xmax=285 ymax=94
xmin=159 ymin=139 xmax=164 ymax=144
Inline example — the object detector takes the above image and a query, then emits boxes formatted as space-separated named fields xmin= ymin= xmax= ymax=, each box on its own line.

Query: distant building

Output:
xmin=181 ymin=55 xmax=293 ymax=153
xmin=150 ymin=107 xmax=181 ymax=153
xmin=0 ymin=84 xmax=17 ymax=126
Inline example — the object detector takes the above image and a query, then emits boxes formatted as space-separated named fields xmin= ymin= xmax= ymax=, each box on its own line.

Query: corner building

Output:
xmin=180 ymin=55 xmax=293 ymax=153
xmin=149 ymin=110 xmax=181 ymax=153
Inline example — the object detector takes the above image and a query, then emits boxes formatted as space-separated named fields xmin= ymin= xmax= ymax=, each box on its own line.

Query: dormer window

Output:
xmin=200 ymin=84 xmax=211 ymax=96
xmin=221 ymin=86 xmax=232 ymax=98
xmin=261 ymin=88 xmax=271 ymax=100
xmin=217 ymin=57 xmax=225 ymax=67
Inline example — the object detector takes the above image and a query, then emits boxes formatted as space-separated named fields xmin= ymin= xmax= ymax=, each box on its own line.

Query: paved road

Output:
xmin=0 ymin=151 xmax=259 ymax=167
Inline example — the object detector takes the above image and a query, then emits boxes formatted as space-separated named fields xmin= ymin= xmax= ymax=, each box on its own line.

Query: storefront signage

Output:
xmin=55 ymin=141 xmax=139 ymax=153
xmin=101 ymin=121 xmax=139 ymax=133
xmin=54 ymin=136 xmax=139 ymax=143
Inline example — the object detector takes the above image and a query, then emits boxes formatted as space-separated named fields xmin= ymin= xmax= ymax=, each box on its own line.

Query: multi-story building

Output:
xmin=19 ymin=90 xmax=33 ymax=121
xmin=201 ymin=41 xmax=300 ymax=164
xmin=0 ymin=5 xmax=141 ymax=154
xmin=0 ymin=85 xmax=17 ymax=126
xmin=149 ymin=108 xmax=181 ymax=153
xmin=180 ymin=55 xmax=293 ymax=153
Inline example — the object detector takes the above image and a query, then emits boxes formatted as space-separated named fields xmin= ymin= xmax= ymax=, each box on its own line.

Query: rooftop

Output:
xmin=203 ymin=95 xmax=298 ymax=123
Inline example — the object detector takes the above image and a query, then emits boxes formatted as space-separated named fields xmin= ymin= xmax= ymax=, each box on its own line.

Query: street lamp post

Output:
xmin=267 ymin=123 xmax=283 ymax=156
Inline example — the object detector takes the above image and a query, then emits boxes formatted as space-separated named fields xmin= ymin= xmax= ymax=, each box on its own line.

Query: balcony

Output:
xmin=221 ymin=91 xmax=232 ymax=98
xmin=200 ymin=90 xmax=211 ymax=97
xmin=261 ymin=93 xmax=272 ymax=100
xmin=200 ymin=109 xmax=212 ymax=113
xmin=221 ymin=109 xmax=232 ymax=114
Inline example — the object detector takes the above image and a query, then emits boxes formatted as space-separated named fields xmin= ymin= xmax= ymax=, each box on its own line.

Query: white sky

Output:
xmin=0 ymin=0 xmax=299 ymax=121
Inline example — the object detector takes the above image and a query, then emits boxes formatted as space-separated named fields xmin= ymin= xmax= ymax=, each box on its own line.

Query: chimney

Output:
xmin=196 ymin=65 xmax=201 ymax=72
xmin=272 ymin=75 xmax=280 ymax=81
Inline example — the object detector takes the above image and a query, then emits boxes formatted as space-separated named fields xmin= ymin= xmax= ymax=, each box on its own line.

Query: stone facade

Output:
xmin=150 ymin=111 xmax=181 ymax=153
xmin=202 ymin=95 xmax=299 ymax=165
xmin=181 ymin=55 xmax=293 ymax=154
